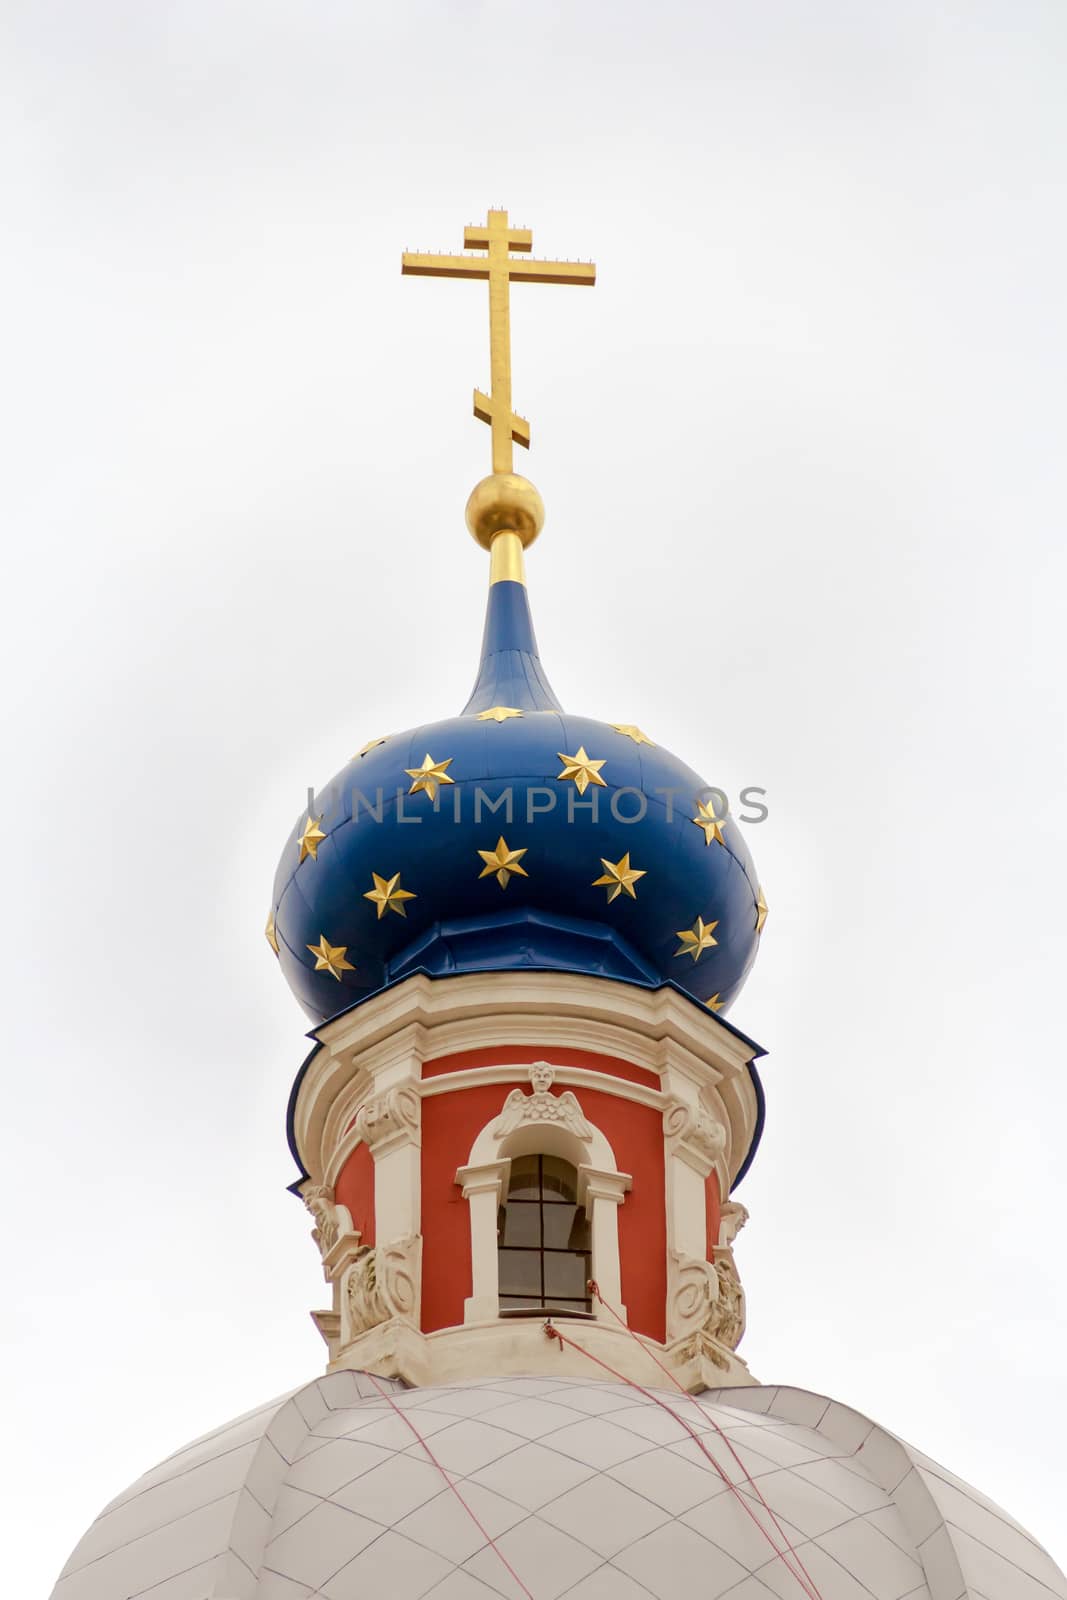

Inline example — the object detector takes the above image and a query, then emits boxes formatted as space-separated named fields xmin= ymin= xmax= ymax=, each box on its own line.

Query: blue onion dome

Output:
xmin=268 ymin=476 xmax=766 ymax=1026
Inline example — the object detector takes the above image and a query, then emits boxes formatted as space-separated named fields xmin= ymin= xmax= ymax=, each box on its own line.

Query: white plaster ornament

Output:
xmin=492 ymin=1061 xmax=595 ymax=1140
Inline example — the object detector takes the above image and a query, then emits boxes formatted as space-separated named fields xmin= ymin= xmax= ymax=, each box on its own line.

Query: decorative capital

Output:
xmin=718 ymin=1199 xmax=749 ymax=1250
xmin=455 ymin=1159 xmax=511 ymax=1204
xmin=662 ymin=1097 xmax=727 ymax=1177
xmin=342 ymin=1235 xmax=421 ymax=1342
xmin=354 ymin=1085 xmax=421 ymax=1155
xmin=577 ymin=1165 xmax=632 ymax=1214
xmin=667 ymin=1249 xmax=746 ymax=1350
xmin=304 ymin=1183 xmax=343 ymax=1252
xmin=301 ymin=1183 xmax=361 ymax=1282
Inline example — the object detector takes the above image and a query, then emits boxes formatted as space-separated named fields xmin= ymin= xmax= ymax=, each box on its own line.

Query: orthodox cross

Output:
xmin=402 ymin=209 xmax=595 ymax=474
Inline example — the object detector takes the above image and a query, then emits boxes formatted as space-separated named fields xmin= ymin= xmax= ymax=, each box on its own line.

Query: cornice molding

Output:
xmin=294 ymin=970 xmax=760 ymax=1193
xmin=313 ymin=1307 xmax=755 ymax=1393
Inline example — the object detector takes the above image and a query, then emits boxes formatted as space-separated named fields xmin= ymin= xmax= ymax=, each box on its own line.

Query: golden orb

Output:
xmin=465 ymin=473 xmax=545 ymax=551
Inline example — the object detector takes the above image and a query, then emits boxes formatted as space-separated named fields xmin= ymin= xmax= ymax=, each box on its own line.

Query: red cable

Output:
xmin=545 ymin=1317 xmax=822 ymax=1600
xmin=364 ymin=1371 xmax=535 ymax=1599
xmin=585 ymin=1281 xmax=823 ymax=1600
xmin=588 ymin=1286 xmax=825 ymax=1600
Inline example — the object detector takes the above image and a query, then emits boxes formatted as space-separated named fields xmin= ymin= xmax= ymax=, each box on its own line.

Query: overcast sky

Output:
xmin=3 ymin=2 xmax=1066 ymax=1591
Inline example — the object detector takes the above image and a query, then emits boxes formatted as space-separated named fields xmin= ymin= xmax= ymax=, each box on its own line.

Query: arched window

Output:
xmin=497 ymin=1155 xmax=592 ymax=1314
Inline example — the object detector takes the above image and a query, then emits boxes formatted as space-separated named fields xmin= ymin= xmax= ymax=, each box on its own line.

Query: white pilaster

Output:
xmin=456 ymin=1159 xmax=511 ymax=1322
xmin=578 ymin=1165 xmax=632 ymax=1322
xmin=662 ymin=1093 xmax=727 ymax=1272
xmin=355 ymin=1083 xmax=421 ymax=1242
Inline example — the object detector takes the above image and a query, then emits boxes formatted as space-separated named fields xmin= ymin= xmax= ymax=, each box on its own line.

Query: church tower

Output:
xmin=51 ymin=211 xmax=1066 ymax=1600
xmin=275 ymin=209 xmax=762 ymax=1394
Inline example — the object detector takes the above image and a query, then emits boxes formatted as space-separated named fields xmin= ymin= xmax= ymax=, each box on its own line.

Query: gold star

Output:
xmin=755 ymin=886 xmax=768 ymax=935
xmin=354 ymin=737 xmax=387 ymax=758
xmin=556 ymin=746 xmax=607 ymax=795
xmin=477 ymin=836 xmax=529 ymax=889
xmin=674 ymin=916 xmax=719 ymax=963
xmin=298 ymin=815 xmax=326 ymax=862
xmin=363 ymin=871 xmax=417 ymax=919
xmin=265 ymin=911 xmax=280 ymax=955
xmin=476 ymin=706 xmax=524 ymax=723
xmin=692 ymin=799 xmax=727 ymax=847
xmin=706 ymin=994 xmax=725 ymax=1013
xmin=592 ymin=852 xmax=646 ymax=903
xmin=405 ymin=753 xmax=456 ymax=801
xmin=610 ymin=723 xmax=655 ymax=746
xmin=306 ymin=936 xmax=354 ymax=981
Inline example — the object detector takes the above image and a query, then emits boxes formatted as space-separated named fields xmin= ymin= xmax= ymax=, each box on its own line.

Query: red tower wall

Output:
xmin=578 ymin=1085 xmax=667 ymax=1342
xmin=422 ymin=1044 xmax=660 ymax=1090
xmin=421 ymin=1083 xmax=500 ymax=1333
xmin=335 ymin=1141 xmax=375 ymax=1247
xmin=419 ymin=1050 xmax=667 ymax=1342
xmin=705 ymin=1171 xmax=721 ymax=1259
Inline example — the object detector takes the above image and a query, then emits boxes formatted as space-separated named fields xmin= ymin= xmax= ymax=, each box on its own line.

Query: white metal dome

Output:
xmin=50 ymin=1371 xmax=1066 ymax=1600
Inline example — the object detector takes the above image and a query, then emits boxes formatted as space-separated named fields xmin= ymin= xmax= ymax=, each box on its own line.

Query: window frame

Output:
xmin=496 ymin=1153 xmax=593 ymax=1315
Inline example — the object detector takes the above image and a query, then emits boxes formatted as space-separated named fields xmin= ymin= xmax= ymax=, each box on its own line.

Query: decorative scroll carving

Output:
xmin=354 ymin=1086 xmax=421 ymax=1152
xmin=303 ymin=1184 xmax=352 ymax=1258
xmin=344 ymin=1235 xmax=421 ymax=1337
xmin=668 ymin=1249 xmax=746 ymax=1351
xmin=492 ymin=1063 xmax=593 ymax=1141
xmin=668 ymin=1251 xmax=716 ymax=1339
xmin=662 ymin=1098 xmax=727 ymax=1171
xmin=705 ymin=1256 xmax=745 ymax=1349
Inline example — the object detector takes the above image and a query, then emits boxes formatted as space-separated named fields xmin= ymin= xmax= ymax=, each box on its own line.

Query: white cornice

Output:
xmin=294 ymin=970 xmax=761 ymax=1193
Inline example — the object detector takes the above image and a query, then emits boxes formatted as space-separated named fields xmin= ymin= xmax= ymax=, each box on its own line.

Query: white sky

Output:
xmin=3 ymin=2 xmax=1065 ymax=1590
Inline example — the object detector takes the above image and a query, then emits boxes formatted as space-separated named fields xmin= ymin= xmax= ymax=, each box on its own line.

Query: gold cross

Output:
xmin=402 ymin=209 xmax=595 ymax=474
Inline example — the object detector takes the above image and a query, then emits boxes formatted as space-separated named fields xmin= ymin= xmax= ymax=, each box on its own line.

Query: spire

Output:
xmin=462 ymin=554 xmax=562 ymax=713
xmin=401 ymin=208 xmax=597 ymax=714
xmin=460 ymin=471 xmax=560 ymax=712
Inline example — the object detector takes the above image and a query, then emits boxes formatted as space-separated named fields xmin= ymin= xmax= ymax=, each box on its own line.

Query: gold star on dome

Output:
xmin=405 ymin=753 xmax=455 ymax=801
xmin=674 ymin=916 xmax=719 ymax=963
xmin=610 ymin=723 xmax=655 ymax=746
xmin=354 ymin=737 xmax=387 ymax=758
xmin=592 ymin=852 xmax=646 ymax=903
xmin=363 ymin=871 xmax=417 ymax=920
xmin=265 ymin=911 xmax=280 ymax=955
xmin=755 ymin=886 xmax=768 ymax=935
xmin=556 ymin=746 xmax=607 ymax=795
xmin=692 ymin=799 xmax=727 ymax=847
xmin=706 ymin=994 xmax=725 ymax=1013
xmin=476 ymin=705 xmax=524 ymax=723
xmin=306 ymin=936 xmax=354 ymax=981
xmin=298 ymin=815 xmax=326 ymax=863
xmin=477 ymin=836 xmax=529 ymax=889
